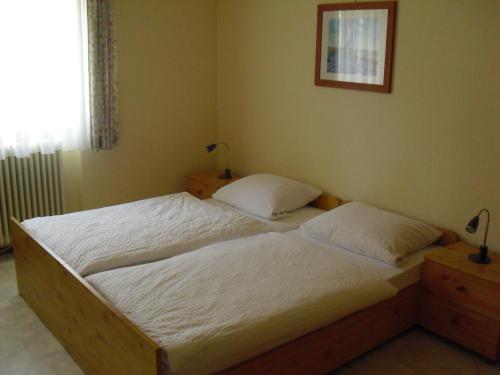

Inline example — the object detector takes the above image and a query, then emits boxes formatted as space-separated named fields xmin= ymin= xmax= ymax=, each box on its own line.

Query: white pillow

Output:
xmin=212 ymin=174 xmax=322 ymax=219
xmin=300 ymin=202 xmax=443 ymax=266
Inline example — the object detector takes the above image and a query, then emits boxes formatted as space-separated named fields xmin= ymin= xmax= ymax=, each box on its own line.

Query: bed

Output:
xmin=84 ymin=231 xmax=432 ymax=374
xmin=11 ymin=192 xmax=458 ymax=375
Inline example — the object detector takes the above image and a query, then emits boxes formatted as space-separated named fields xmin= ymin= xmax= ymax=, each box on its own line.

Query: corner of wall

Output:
xmin=60 ymin=151 xmax=83 ymax=213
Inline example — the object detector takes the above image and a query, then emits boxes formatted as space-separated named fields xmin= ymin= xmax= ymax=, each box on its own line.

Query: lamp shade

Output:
xmin=206 ymin=144 xmax=217 ymax=153
xmin=465 ymin=215 xmax=479 ymax=233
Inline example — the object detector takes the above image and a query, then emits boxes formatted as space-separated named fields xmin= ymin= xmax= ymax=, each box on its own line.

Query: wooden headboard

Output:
xmin=310 ymin=193 xmax=459 ymax=247
xmin=436 ymin=229 xmax=459 ymax=247
xmin=311 ymin=193 xmax=342 ymax=211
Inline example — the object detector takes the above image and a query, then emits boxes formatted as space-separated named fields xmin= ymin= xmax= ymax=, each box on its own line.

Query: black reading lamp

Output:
xmin=206 ymin=143 xmax=232 ymax=179
xmin=465 ymin=209 xmax=491 ymax=264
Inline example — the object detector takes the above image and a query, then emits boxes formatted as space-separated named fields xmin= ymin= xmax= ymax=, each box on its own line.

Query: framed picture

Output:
xmin=315 ymin=1 xmax=396 ymax=93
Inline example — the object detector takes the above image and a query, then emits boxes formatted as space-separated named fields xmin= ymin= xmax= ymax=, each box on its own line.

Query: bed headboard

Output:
xmin=437 ymin=229 xmax=459 ymax=247
xmin=310 ymin=193 xmax=459 ymax=247
xmin=311 ymin=193 xmax=342 ymax=211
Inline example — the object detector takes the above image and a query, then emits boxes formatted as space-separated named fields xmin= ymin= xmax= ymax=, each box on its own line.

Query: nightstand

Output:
xmin=185 ymin=171 xmax=240 ymax=200
xmin=419 ymin=242 xmax=500 ymax=361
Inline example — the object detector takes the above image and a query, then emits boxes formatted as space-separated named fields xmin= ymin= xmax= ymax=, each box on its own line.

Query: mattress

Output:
xmin=288 ymin=229 xmax=439 ymax=290
xmin=86 ymin=232 xmax=398 ymax=375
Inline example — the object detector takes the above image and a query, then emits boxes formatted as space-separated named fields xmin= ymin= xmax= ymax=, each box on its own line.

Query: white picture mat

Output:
xmin=320 ymin=9 xmax=388 ymax=85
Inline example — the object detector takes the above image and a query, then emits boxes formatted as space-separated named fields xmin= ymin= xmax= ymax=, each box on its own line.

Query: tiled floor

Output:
xmin=0 ymin=252 xmax=83 ymax=375
xmin=1 ymin=251 xmax=499 ymax=375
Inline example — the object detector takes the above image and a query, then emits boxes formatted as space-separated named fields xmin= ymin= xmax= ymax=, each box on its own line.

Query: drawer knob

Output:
xmin=456 ymin=285 xmax=467 ymax=292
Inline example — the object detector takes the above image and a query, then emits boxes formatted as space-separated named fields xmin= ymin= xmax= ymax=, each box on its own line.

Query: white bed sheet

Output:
xmin=288 ymin=229 xmax=439 ymax=290
xmin=86 ymin=232 xmax=397 ymax=375
xmin=205 ymin=198 xmax=325 ymax=232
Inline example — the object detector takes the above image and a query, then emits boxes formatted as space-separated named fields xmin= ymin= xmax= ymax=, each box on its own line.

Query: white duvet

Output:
xmin=22 ymin=192 xmax=267 ymax=276
xmin=86 ymin=232 xmax=398 ymax=374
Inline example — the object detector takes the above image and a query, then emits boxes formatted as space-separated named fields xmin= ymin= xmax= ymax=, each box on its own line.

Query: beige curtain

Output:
xmin=87 ymin=0 xmax=119 ymax=150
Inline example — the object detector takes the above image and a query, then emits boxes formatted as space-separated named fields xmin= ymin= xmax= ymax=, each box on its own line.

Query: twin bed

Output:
xmin=12 ymin=174 xmax=457 ymax=375
xmin=21 ymin=192 xmax=324 ymax=276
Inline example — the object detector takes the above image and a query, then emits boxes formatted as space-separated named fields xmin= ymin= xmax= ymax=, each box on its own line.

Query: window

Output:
xmin=0 ymin=0 xmax=90 ymax=159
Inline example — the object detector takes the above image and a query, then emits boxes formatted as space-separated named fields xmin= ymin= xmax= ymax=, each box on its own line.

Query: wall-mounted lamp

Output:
xmin=206 ymin=143 xmax=232 ymax=179
xmin=465 ymin=208 xmax=491 ymax=264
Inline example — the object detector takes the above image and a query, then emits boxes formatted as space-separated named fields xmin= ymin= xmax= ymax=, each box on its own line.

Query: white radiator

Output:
xmin=0 ymin=153 xmax=64 ymax=246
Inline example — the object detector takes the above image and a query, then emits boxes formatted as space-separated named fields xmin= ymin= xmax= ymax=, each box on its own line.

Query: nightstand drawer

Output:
xmin=186 ymin=179 xmax=210 ymax=199
xmin=422 ymin=261 xmax=500 ymax=321
xmin=420 ymin=291 xmax=500 ymax=360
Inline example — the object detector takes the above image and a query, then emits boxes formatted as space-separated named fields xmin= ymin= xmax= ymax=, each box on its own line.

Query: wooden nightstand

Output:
xmin=419 ymin=242 xmax=500 ymax=361
xmin=185 ymin=170 xmax=240 ymax=200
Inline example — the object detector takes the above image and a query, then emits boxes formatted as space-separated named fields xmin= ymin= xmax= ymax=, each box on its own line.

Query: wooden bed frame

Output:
xmin=11 ymin=194 xmax=458 ymax=375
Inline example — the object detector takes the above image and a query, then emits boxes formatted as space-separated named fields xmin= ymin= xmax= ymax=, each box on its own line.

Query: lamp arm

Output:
xmin=216 ymin=143 xmax=230 ymax=170
xmin=477 ymin=208 xmax=490 ymax=248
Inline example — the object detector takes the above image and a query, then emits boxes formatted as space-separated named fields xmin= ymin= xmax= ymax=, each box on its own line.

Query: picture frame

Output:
xmin=315 ymin=1 xmax=397 ymax=93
